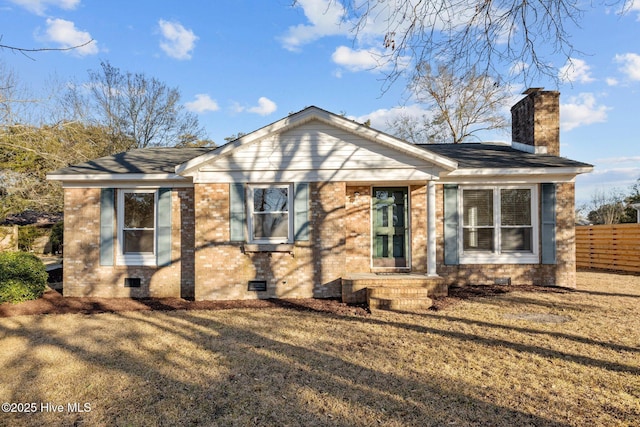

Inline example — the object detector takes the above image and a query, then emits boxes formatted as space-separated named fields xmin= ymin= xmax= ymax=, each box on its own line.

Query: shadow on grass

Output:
xmin=0 ymin=308 xmax=572 ymax=427
xmin=415 ymin=311 xmax=640 ymax=354
xmin=350 ymin=314 xmax=640 ymax=375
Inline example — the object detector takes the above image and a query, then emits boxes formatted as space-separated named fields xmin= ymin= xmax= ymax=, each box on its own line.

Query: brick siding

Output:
xmin=435 ymin=182 xmax=576 ymax=288
xmin=62 ymin=180 xmax=575 ymax=299
xmin=193 ymin=182 xmax=346 ymax=300
xmin=62 ymin=187 xmax=190 ymax=298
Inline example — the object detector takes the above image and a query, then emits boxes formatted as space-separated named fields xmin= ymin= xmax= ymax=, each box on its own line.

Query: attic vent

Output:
xmin=124 ymin=278 xmax=141 ymax=288
xmin=248 ymin=280 xmax=267 ymax=291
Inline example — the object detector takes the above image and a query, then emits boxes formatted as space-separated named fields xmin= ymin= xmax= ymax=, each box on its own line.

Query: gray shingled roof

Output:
xmin=419 ymin=143 xmax=592 ymax=169
xmin=50 ymin=142 xmax=592 ymax=177
xmin=50 ymin=147 xmax=214 ymax=175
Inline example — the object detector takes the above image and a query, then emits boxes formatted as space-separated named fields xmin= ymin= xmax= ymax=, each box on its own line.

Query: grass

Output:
xmin=0 ymin=271 xmax=639 ymax=426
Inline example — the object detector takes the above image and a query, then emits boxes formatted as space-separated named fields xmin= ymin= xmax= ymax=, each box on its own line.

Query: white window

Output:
xmin=117 ymin=189 xmax=157 ymax=265
xmin=248 ymin=184 xmax=293 ymax=244
xmin=459 ymin=185 xmax=538 ymax=264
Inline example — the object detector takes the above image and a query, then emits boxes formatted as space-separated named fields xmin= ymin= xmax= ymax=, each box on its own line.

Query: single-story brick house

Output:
xmin=48 ymin=88 xmax=592 ymax=303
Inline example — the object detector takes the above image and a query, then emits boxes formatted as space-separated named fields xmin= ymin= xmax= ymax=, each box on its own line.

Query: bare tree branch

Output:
xmin=0 ymin=38 xmax=94 ymax=60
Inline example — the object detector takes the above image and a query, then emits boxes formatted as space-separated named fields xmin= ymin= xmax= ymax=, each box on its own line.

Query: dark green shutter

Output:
xmin=230 ymin=183 xmax=246 ymax=241
xmin=100 ymin=188 xmax=115 ymax=266
xmin=443 ymin=184 xmax=459 ymax=265
xmin=157 ymin=188 xmax=172 ymax=266
xmin=294 ymin=183 xmax=310 ymax=241
xmin=541 ymin=183 xmax=557 ymax=264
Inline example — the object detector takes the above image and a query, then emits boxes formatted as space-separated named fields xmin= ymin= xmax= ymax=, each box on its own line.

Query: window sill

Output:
xmin=459 ymin=252 xmax=539 ymax=265
xmin=243 ymin=244 xmax=294 ymax=253
xmin=116 ymin=254 xmax=157 ymax=267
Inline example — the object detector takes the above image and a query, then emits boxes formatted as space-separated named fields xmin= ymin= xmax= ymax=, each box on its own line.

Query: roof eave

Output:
xmin=46 ymin=173 xmax=190 ymax=183
xmin=443 ymin=166 xmax=594 ymax=177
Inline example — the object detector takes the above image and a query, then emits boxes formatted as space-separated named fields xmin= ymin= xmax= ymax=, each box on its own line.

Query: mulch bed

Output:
xmin=0 ymin=283 xmax=573 ymax=318
xmin=0 ymin=288 xmax=371 ymax=318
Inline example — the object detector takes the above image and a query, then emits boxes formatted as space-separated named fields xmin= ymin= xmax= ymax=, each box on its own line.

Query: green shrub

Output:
xmin=49 ymin=221 xmax=64 ymax=254
xmin=18 ymin=225 xmax=48 ymax=252
xmin=0 ymin=252 xmax=47 ymax=303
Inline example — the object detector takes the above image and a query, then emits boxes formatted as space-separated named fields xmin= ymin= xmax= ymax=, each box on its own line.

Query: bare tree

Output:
xmin=586 ymin=188 xmax=626 ymax=225
xmin=318 ymin=0 xmax=631 ymax=87
xmin=388 ymin=63 xmax=510 ymax=143
xmin=64 ymin=61 xmax=205 ymax=151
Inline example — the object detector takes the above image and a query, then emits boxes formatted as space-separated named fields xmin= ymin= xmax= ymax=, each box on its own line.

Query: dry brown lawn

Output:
xmin=0 ymin=271 xmax=639 ymax=426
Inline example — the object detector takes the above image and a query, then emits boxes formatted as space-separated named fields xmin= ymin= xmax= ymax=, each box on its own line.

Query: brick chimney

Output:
xmin=511 ymin=88 xmax=560 ymax=156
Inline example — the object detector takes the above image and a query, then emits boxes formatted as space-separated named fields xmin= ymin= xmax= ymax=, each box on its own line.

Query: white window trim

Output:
xmin=458 ymin=185 xmax=539 ymax=264
xmin=247 ymin=183 xmax=294 ymax=244
xmin=116 ymin=188 xmax=158 ymax=266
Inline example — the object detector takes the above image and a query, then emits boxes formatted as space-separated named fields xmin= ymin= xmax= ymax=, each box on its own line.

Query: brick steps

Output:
xmin=367 ymin=286 xmax=434 ymax=313
xmin=342 ymin=273 xmax=447 ymax=313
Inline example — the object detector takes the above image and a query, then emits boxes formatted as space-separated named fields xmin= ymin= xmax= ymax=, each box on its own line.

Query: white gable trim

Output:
xmin=175 ymin=106 xmax=458 ymax=176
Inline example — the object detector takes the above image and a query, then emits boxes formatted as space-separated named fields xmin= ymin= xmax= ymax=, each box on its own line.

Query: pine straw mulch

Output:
xmin=0 ymin=282 xmax=572 ymax=318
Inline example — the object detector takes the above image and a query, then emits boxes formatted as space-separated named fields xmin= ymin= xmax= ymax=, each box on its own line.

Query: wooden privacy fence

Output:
xmin=576 ymin=224 xmax=640 ymax=273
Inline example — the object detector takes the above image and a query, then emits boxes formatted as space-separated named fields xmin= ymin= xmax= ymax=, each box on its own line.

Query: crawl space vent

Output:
xmin=124 ymin=278 xmax=141 ymax=288
xmin=248 ymin=280 xmax=267 ymax=291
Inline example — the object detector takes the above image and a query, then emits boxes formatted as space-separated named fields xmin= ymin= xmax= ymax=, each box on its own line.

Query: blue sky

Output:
xmin=1 ymin=0 xmax=639 ymax=204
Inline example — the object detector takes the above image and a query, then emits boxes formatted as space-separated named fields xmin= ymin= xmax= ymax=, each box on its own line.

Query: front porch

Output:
xmin=342 ymin=273 xmax=447 ymax=312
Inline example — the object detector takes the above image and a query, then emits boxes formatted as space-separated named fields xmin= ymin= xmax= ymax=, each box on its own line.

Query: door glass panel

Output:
xmin=372 ymin=187 xmax=408 ymax=268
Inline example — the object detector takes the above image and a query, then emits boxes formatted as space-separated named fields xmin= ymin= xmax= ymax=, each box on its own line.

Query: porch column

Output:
xmin=427 ymin=180 xmax=438 ymax=277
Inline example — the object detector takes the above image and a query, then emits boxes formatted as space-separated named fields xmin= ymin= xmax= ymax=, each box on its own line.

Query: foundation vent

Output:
xmin=248 ymin=280 xmax=267 ymax=291
xmin=124 ymin=278 xmax=141 ymax=288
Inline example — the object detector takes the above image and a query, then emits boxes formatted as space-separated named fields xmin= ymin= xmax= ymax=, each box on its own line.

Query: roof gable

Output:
xmin=176 ymin=106 xmax=458 ymax=178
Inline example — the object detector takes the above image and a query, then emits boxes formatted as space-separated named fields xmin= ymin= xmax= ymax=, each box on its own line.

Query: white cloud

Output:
xmin=560 ymin=93 xmax=611 ymax=131
xmin=559 ymin=58 xmax=595 ymax=84
xmin=9 ymin=0 xmax=79 ymax=15
xmin=248 ymin=97 xmax=277 ymax=116
xmin=234 ymin=97 xmax=278 ymax=116
xmin=331 ymin=46 xmax=383 ymax=72
xmin=185 ymin=94 xmax=219 ymax=113
xmin=280 ymin=0 xmax=348 ymax=51
xmin=158 ymin=20 xmax=198 ymax=60
xmin=42 ymin=18 xmax=97 ymax=56
xmin=606 ymin=77 xmax=619 ymax=86
xmin=614 ymin=53 xmax=640 ymax=81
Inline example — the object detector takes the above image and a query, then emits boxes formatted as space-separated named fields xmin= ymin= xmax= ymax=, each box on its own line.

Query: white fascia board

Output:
xmin=47 ymin=173 xmax=188 ymax=181
xmin=192 ymin=167 xmax=441 ymax=184
xmin=444 ymin=166 xmax=593 ymax=177
xmin=439 ymin=169 xmax=592 ymax=185
xmin=176 ymin=106 xmax=459 ymax=176
xmin=47 ymin=173 xmax=193 ymax=188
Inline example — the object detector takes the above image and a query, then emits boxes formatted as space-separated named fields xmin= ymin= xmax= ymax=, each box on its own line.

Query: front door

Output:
xmin=372 ymin=187 xmax=409 ymax=268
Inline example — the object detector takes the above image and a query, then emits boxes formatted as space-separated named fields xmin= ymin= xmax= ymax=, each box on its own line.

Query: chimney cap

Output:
xmin=523 ymin=87 xmax=545 ymax=95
